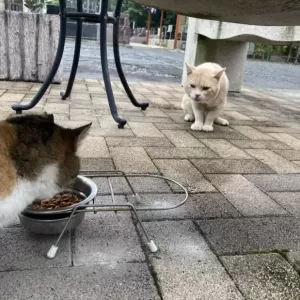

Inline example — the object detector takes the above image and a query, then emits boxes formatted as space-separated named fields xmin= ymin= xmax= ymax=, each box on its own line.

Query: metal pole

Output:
xmin=146 ymin=7 xmax=151 ymax=45
xmin=173 ymin=14 xmax=180 ymax=49
xmin=159 ymin=10 xmax=163 ymax=45
xmin=295 ymin=45 xmax=300 ymax=64
xmin=287 ymin=42 xmax=294 ymax=63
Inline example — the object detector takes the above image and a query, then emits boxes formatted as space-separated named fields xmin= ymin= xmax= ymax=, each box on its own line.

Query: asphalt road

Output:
xmin=63 ymin=39 xmax=300 ymax=90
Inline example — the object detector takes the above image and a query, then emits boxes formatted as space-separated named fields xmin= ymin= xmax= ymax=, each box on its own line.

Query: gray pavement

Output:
xmin=63 ymin=39 xmax=300 ymax=91
xmin=1 ymin=43 xmax=300 ymax=299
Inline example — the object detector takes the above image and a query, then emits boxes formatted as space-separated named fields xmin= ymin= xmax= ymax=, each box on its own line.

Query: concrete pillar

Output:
xmin=182 ymin=18 xmax=249 ymax=92
xmin=196 ymin=38 xmax=249 ymax=92
xmin=0 ymin=1 xmax=4 ymax=12
xmin=182 ymin=17 xmax=197 ymax=84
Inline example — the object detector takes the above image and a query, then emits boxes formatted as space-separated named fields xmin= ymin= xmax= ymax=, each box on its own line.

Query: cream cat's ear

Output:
xmin=185 ymin=63 xmax=195 ymax=75
xmin=214 ymin=68 xmax=226 ymax=79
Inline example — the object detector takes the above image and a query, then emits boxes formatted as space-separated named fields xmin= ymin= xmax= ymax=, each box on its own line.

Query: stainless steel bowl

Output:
xmin=18 ymin=175 xmax=98 ymax=234
xmin=18 ymin=211 xmax=85 ymax=235
xmin=24 ymin=175 xmax=98 ymax=215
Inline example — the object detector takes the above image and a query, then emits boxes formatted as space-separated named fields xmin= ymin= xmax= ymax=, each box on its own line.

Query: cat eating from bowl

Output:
xmin=0 ymin=113 xmax=91 ymax=227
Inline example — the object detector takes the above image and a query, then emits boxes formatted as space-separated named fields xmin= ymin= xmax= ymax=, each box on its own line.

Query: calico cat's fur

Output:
xmin=182 ymin=62 xmax=229 ymax=131
xmin=0 ymin=113 xmax=91 ymax=227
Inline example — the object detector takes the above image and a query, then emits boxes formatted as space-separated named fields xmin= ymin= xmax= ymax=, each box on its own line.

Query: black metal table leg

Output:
xmin=11 ymin=0 xmax=67 ymax=113
xmin=113 ymin=0 xmax=149 ymax=111
xmin=60 ymin=0 xmax=83 ymax=100
xmin=100 ymin=0 xmax=127 ymax=128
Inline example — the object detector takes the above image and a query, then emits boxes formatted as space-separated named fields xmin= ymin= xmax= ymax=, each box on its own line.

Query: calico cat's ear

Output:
xmin=42 ymin=112 xmax=54 ymax=122
xmin=185 ymin=63 xmax=195 ymax=75
xmin=71 ymin=123 xmax=92 ymax=146
xmin=214 ymin=68 xmax=226 ymax=79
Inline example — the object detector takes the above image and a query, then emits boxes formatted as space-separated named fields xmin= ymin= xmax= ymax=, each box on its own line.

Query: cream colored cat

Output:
xmin=182 ymin=62 xmax=229 ymax=131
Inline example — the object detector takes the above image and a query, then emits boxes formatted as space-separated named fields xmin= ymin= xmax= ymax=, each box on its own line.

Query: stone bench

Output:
xmin=182 ymin=18 xmax=300 ymax=92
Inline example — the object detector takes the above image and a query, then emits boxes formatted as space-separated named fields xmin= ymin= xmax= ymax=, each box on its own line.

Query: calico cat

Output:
xmin=182 ymin=62 xmax=229 ymax=132
xmin=0 ymin=113 xmax=91 ymax=227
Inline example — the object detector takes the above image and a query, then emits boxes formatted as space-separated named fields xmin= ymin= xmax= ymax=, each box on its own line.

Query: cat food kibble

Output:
xmin=32 ymin=192 xmax=82 ymax=210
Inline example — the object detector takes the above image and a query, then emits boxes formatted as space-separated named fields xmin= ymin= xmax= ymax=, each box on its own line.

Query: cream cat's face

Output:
xmin=184 ymin=63 xmax=225 ymax=104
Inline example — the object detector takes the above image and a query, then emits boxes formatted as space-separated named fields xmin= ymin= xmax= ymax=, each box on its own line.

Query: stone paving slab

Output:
xmin=110 ymin=147 xmax=158 ymax=173
xmin=274 ymin=150 xmax=300 ymax=160
xmin=154 ymin=159 xmax=216 ymax=192
xmin=0 ymin=263 xmax=160 ymax=300
xmin=80 ymin=158 xmax=115 ymax=171
xmin=73 ymin=212 xmax=145 ymax=266
xmin=206 ymin=174 xmax=286 ymax=216
xmin=162 ymin=129 xmax=205 ymax=148
xmin=245 ymin=174 xmax=300 ymax=191
xmin=223 ymin=111 xmax=253 ymax=120
xmin=145 ymin=146 xmax=217 ymax=159
xmin=287 ymin=251 xmax=300 ymax=273
xmin=129 ymin=193 xmax=241 ymax=221
xmin=232 ymin=126 xmax=274 ymax=140
xmin=0 ymin=228 xmax=71 ymax=271
xmin=128 ymin=122 xmax=164 ymax=137
xmin=269 ymin=133 xmax=300 ymax=150
xmin=190 ymin=126 xmax=250 ymax=140
xmin=89 ymin=128 xmax=135 ymax=137
xmin=245 ymin=149 xmax=300 ymax=173
xmin=192 ymin=158 xmax=274 ymax=174
xmin=143 ymin=221 xmax=243 ymax=300
xmin=106 ymin=136 xmax=173 ymax=147
xmin=78 ymin=137 xmax=110 ymax=158
xmin=127 ymin=176 xmax=172 ymax=193
xmin=93 ymin=178 xmax=132 ymax=194
xmin=197 ymin=217 xmax=300 ymax=255
xmin=267 ymin=192 xmax=300 ymax=216
xmin=229 ymin=139 xmax=292 ymax=150
xmin=221 ymin=254 xmax=300 ymax=300
xmin=254 ymin=126 xmax=300 ymax=133
xmin=2 ymin=80 xmax=300 ymax=299
xmin=201 ymin=139 xmax=251 ymax=159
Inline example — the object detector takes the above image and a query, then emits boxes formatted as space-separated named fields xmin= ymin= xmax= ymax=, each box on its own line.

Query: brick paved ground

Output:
xmin=1 ymin=79 xmax=300 ymax=299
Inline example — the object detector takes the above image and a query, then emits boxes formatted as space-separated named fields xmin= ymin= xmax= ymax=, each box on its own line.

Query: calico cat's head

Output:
xmin=184 ymin=63 xmax=226 ymax=103
xmin=6 ymin=112 xmax=91 ymax=190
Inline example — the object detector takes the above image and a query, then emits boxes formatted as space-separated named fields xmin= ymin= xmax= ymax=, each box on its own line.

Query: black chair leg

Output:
xmin=11 ymin=0 xmax=67 ymax=113
xmin=113 ymin=0 xmax=149 ymax=111
xmin=60 ymin=0 xmax=83 ymax=100
xmin=100 ymin=0 xmax=127 ymax=128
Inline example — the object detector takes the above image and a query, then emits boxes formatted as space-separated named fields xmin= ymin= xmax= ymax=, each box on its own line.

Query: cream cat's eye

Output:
xmin=202 ymin=87 xmax=210 ymax=91
xmin=190 ymin=84 xmax=196 ymax=88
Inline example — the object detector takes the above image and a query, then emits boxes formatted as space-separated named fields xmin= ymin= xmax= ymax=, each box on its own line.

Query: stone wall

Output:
xmin=0 ymin=11 xmax=62 ymax=83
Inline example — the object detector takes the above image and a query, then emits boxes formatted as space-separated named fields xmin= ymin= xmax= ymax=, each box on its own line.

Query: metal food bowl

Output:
xmin=18 ymin=175 xmax=98 ymax=234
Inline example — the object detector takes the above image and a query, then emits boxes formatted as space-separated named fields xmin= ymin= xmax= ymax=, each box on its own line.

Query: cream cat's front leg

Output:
xmin=202 ymin=110 xmax=220 ymax=132
xmin=182 ymin=94 xmax=195 ymax=122
xmin=191 ymin=101 xmax=205 ymax=131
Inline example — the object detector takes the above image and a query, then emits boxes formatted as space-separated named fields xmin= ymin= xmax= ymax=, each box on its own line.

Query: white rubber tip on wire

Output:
xmin=47 ymin=245 xmax=58 ymax=259
xmin=147 ymin=240 xmax=158 ymax=253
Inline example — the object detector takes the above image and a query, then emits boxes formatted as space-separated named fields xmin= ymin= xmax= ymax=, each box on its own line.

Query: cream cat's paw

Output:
xmin=191 ymin=123 xmax=203 ymax=131
xmin=202 ymin=125 xmax=214 ymax=132
xmin=215 ymin=117 xmax=229 ymax=126
xmin=184 ymin=114 xmax=195 ymax=122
